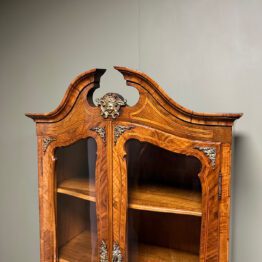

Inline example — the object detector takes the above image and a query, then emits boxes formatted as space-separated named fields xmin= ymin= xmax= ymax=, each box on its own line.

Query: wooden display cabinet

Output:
xmin=26 ymin=67 xmax=242 ymax=262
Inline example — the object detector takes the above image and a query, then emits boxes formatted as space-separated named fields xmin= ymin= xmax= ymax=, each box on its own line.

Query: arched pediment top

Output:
xmin=26 ymin=66 xmax=242 ymax=126
xmin=25 ymin=68 xmax=106 ymax=122
xmin=114 ymin=66 xmax=242 ymax=126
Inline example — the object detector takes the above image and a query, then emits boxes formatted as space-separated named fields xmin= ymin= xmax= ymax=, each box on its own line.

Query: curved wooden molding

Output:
xmin=25 ymin=68 xmax=106 ymax=123
xmin=114 ymin=66 xmax=243 ymax=126
xmin=25 ymin=66 xmax=242 ymax=126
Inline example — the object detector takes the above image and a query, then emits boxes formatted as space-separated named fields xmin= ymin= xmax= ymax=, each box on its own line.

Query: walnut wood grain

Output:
xmin=25 ymin=68 xmax=106 ymax=122
xmin=58 ymin=230 xmax=96 ymax=262
xmin=113 ymin=123 xmax=221 ymax=261
xmin=128 ymin=210 xmax=201 ymax=256
xmin=57 ymin=179 xmax=202 ymax=216
xmin=129 ymin=185 xmax=202 ymax=216
xmin=57 ymin=178 xmax=96 ymax=202
xmin=129 ymin=244 xmax=199 ymax=262
xmin=56 ymin=194 xmax=94 ymax=249
xmin=26 ymin=66 xmax=242 ymax=262
xmin=115 ymin=66 xmax=242 ymax=127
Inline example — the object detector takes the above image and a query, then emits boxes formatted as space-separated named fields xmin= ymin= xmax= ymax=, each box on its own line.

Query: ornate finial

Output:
xmin=114 ymin=125 xmax=134 ymax=145
xmin=195 ymin=146 xmax=216 ymax=168
xmin=100 ymin=240 xmax=108 ymax=262
xmin=42 ymin=137 xmax=56 ymax=153
xmin=112 ymin=242 xmax=122 ymax=262
xmin=90 ymin=127 xmax=106 ymax=143
xmin=96 ymin=93 xmax=127 ymax=119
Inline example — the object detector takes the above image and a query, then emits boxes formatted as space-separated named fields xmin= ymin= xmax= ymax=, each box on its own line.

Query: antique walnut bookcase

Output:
xmin=26 ymin=67 xmax=242 ymax=262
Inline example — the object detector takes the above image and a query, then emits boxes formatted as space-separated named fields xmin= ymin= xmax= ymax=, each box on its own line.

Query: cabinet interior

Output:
xmin=126 ymin=139 xmax=202 ymax=261
xmin=55 ymin=138 xmax=97 ymax=262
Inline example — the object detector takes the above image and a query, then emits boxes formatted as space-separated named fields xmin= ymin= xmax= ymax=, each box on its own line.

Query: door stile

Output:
xmin=38 ymin=135 xmax=57 ymax=262
xmin=218 ymin=143 xmax=232 ymax=262
xmin=112 ymin=122 xmax=129 ymax=262
xmin=111 ymin=123 xmax=223 ymax=262
xmin=93 ymin=122 xmax=111 ymax=262
xmin=105 ymin=120 xmax=114 ymax=261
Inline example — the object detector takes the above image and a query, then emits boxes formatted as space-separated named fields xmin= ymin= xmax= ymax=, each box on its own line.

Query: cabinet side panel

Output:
xmin=219 ymin=144 xmax=232 ymax=262
xmin=38 ymin=136 xmax=57 ymax=262
xmin=37 ymin=136 xmax=45 ymax=262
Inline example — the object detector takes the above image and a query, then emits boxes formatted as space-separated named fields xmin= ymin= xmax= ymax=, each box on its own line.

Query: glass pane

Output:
xmin=55 ymin=138 xmax=97 ymax=262
xmin=126 ymin=139 xmax=202 ymax=262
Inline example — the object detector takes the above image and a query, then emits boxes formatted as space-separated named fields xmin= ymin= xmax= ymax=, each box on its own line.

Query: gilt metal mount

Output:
xmin=96 ymin=93 xmax=127 ymax=119
xmin=195 ymin=146 xmax=217 ymax=168
xmin=42 ymin=137 xmax=56 ymax=153
xmin=100 ymin=240 xmax=108 ymax=262
xmin=114 ymin=125 xmax=134 ymax=145
xmin=112 ymin=242 xmax=122 ymax=262
xmin=90 ymin=127 xmax=106 ymax=143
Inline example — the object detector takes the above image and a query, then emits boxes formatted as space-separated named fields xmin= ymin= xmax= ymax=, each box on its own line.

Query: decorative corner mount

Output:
xmin=114 ymin=125 xmax=134 ymax=145
xmin=195 ymin=146 xmax=217 ymax=169
xmin=112 ymin=242 xmax=122 ymax=262
xmin=96 ymin=93 xmax=127 ymax=119
xmin=42 ymin=137 xmax=56 ymax=153
xmin=100 ymin=240 xmax=108 ymax=262
xmin=90 ymin=127 xmax=106 ymax=143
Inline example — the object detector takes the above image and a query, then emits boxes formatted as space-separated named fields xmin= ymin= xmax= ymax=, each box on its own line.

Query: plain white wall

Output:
xmin=0 ymin=0 xmax=261 ymax=261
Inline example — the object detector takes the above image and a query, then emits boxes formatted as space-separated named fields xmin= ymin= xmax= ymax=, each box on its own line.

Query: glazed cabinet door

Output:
xmin=39 ymin=123 xmax=110 ymax=262
xmin=112 ymin=123 xmax=221 ymax=262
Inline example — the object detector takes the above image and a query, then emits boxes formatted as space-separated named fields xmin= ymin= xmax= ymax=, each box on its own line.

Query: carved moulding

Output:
xmin=195 ymin=146 xmax=217 ymax=169
xmin=90 ymin=127 xmax=106 ymax=143
xmin=96 ymin=93 xmax=127 ymax=119
xmin=100 ymin=240 xmax=109 ymax=262
xmin=114 ymin=125 xmax=134 ymax=145
xmin=112 ymin=242 xmax=122 ymax=262
xmin=42 ymin=137 xmax=56 ymax=153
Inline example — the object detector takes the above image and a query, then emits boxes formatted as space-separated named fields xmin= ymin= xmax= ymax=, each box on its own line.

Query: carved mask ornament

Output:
xmin=96 ymin=93 xmax=127 ymax=119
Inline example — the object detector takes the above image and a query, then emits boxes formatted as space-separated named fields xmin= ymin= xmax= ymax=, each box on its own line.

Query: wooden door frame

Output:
xmin=112 ymin=122 xmax=221 ymax=262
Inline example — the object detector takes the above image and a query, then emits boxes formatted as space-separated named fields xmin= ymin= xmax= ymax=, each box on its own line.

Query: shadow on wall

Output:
xmin=230 ymin=133 xmax=256 ymax=261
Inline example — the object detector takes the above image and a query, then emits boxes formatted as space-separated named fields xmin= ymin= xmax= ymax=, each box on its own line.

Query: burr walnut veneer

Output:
xmin=26 ymin=67 xmax=242 ymax=262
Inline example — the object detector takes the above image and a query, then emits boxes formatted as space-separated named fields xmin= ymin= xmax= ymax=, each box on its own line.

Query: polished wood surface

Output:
xmin=58 ymin=230 xmax=96 ymax=262
xmin=128 ymin=210 xmax=201 ymax=255
xmin=129 ymin=244 xmax=199 ymax=262
xmin=113 ymin=124 xmax=220 ymax=261
xmin=129 ymin=185 xmax=202 ymax=216
xmin=57 ymin=178 xmax=96 ymax=202
xmin=58 ymin=178 xmax=202 ymax=216
xmin=115 ymin=66 xmax=242 ymax=127
xmin=57 ymin=194 xmax=93 ymax=249
xmin=26 ymin=66 xmax=242 ymax=262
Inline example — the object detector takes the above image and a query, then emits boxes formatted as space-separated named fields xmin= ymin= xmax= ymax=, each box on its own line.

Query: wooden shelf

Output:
xmin=129 ymin=185 xmax=202 ymax=216
xmin=57 ymin=180 xmax=201 ymax=216
xmin=59 ymin=230 xmax=96 ymax=262
xmin=57 ymin=178 xmax=96 ymax=202
xmin=130 ymin=243 xmax=199 ymax=262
